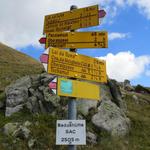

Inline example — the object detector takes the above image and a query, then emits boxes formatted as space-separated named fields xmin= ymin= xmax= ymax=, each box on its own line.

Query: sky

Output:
xmin=0 ymin=0 xmax=150 ymax=87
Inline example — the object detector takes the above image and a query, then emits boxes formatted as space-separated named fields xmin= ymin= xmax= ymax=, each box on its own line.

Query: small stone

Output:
xmin=26 ymin=101 xmax=32 ymax=112
xmin=28 ymin=139 xmax=36 ymax=148
xmin=5 ymin=104 xmax=24 ymax=117
xmin=132 ymin=95 xmax=139 ymax=104
xmin=13 ymin=126 xmax=30 ymax=139
xmin=24 ymin=121 xmax=32 ymax=127
xmin=35 ymin=121 xmax=39 ymax=126
xmin=38 ymin=86 xmax=45 ymax=92
xmin=3 ymin=122 xmax=19 ymax=135
xmin=133 ymin=95 xmax=138 ymax=100
xmin=29 ymin=88 xmax=35 ymax=95
xmin=86 ymin=131 xmax=97 ymax=144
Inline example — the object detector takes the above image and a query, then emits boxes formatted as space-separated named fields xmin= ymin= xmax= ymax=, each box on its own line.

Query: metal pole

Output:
xmin=68 ymin=5 xmax=77 ymax=150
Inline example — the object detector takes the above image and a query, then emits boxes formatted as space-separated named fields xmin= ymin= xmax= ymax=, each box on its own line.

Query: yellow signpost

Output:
xmin=57 ymin=77 xmax=100 ymax=100
xmin=40 ymin=4 xmax=108 ymax=149
xmin=48 ymin=47 xmax=107 ymax=83
xmin=45 ymin=31 xmax=108 ymax=49
xmin=43 ymin=5 xmax=99 ymax=33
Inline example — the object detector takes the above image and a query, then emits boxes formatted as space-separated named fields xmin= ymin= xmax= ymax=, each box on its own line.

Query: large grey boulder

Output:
xmin=76 ymin=82 xmax=112 ymax=116
xmin=92 ymin=100 xmax=130 ymax=136
xmin=5 ymin=76 xmax=31 ymax=116
xmin=4 ymin=74 xmax=59 ymax=116
xmin=77 ymin=99 xmax=98 ymax=116
xmin=108 ymin=79 xmax=127 ymax=112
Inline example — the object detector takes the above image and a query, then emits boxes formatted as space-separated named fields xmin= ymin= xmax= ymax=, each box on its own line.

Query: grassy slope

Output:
xmin=125 ymin=92 xmax=150 ymax=150
xmin=0 ymin=42 xmax=44 ymax=92
xmin=0 ymin=91 xmax=149 ymax=150
xmin=0 ymin=43 xmax=149 ymax=149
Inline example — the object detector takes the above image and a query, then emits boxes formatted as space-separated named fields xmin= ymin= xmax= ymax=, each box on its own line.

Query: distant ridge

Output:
xmin=0 ymin=42 xmax=44 ymax=92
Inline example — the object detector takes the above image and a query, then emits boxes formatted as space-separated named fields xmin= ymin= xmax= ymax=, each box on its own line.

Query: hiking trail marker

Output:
xmin=43 ymin=5 xmax=99 ymax=33
xmin=98 ymin=9 xmax=106 ymax=18
xmin=40 ymin=48 xmax=107 ymax=83
xmin=49 ymin=77 xmax=57 ymax=94
xmin=40 ymin=4 xmax=108 ymax=149
xmin=46 ymin=47 xmax=107 ymax=83
xmin=40 ymin=31 xmax=108 ymax=49
xmin=40 ymin=48 xmax=49 ymax=71
xmin=39 ymin=37 xmax=46 ymax=44
xmin=48 ymin=77 xmax=100 ymax=100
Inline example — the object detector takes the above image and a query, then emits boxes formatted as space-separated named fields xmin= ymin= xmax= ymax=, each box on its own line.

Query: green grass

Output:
xmin=0 ymin=92 xmax=5 ymax=102
xmin=125 ymin=93 xmax=150 ymax=150
xmin=0 ymin=42 xmax=44 ymax=92
xmin=0 ymin=92 xmax=149 ymax=150
xmin=79 ymin=92 xmax=150 ymax=150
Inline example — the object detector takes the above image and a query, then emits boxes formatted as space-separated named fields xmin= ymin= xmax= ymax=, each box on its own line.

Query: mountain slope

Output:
xmin=0 ymin=42 xmax=44 ymax=92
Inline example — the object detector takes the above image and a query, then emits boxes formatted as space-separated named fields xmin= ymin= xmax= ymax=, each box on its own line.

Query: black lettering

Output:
xmin=65 ymin=129 xmax=76 ymax=134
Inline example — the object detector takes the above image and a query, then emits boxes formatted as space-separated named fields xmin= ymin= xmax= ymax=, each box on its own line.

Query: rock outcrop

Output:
xmin=5 ymin=73 xmax=56 ymax=116
xmin=3 ymin=121 xmax=31 ymax=140
xmin=4 ymin=73 xmax=131 ymax=137
xmin=123 ymin=80 xmax=134 ymax=91
xmin=92 ymin=99 xmax=130 ymax=136
xmin=108 ymin=79 xmax=127 ymax=112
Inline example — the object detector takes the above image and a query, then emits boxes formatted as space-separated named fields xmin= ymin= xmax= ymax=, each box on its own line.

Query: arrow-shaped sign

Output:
xmin=40 ymin=47 xmax=107 ymax=83
xmin=39 ymin=37 xmax=46 ymax=44
xmin=39 ymin=49 xmax=49 ymax=71
xmin=98 ymin=10 xmax=106 ymax=18
xmin=40 ymin=54 xmax=48 ymax=63
xmin=43 ymin=5 xmax=99 ymax=33
xmin=49 ymin=77 xmax=57 ymax=94
xmin=39 ymin=31 xmax=108 ymax=49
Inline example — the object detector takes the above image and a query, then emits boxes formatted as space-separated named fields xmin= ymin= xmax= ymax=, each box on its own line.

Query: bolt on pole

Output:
xmin=68 ymin=5 xmax=78 ymax=150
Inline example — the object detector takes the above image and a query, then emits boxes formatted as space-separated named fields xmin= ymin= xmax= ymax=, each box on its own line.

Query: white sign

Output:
xmin=56 ymin=120 xmax=86 ymax=145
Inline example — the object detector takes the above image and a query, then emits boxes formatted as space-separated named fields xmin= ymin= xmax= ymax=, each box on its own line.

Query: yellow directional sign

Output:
xmin=43 ymin=5 xmax=99 ymax=33
xmin=57 ymin=77 xmax=100 ymax=100
xmin=48 ymin=47 xmax=107 ymax=83
xmin=45 ymin=31 xmax=108 ymax=49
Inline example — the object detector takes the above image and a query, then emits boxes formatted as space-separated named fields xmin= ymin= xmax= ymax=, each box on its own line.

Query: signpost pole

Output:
xmin=68 ymin=5 xmax=78 ymax=150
